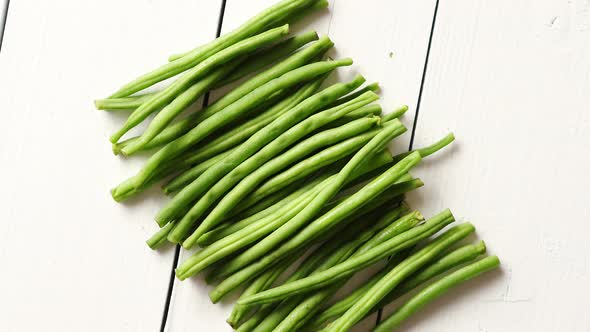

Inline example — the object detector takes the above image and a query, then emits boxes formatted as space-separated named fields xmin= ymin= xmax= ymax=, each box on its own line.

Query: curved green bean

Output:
xmin=311 ymin=241 xmax=486 ymax=328
xmin=110 ymin=25 xmax=289 ymax=144
xmin=381 ymin=105 xmax=409 ymax=122
xmin=213 ymin=30 xmax=319 ymax=88
xmin=232 ymin=120 xmax=402 ymax=212
xmin=155 ymin=73 xmax=360 ymax=229
xmin=145 ymin=221 xmax=177 ymax=250
xmin=208 ymin=133 xmax=418 ymax=302
xmin=187 ymin=114 xmax=381 ymax=245
xmin=393 ymin=132 xmax=455 ymax=163
xmin=325 ymin=223 xmax=476 ymax=331
xmin=95 ymin=92 xmax=157 ymax=111
xmin=323 ymin=82 xmax=380 ymax=110
xmin=236 ymin=208 xmax=454 ymax=306
xmin=373 ymin=255 xmax=500 ymax=332
xmin=108 ymin=0 xmax=321 ymax=98
xmin=127 ymin=58 xmax=353 ymax=193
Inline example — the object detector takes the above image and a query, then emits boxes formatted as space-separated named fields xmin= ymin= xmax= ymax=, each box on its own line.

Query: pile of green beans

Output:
xmin=96 ymin=0 xmax=500 ymax=330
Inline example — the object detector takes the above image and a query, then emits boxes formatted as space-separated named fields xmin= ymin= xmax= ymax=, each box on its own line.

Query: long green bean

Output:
xmin=145 ymin=221 xmax=177 ymax=250
xmin=236 ymin=208 xmax=454 ymax=306
xmin=232 ymin=120 xmax=402 ymax=212
xmin=373 ymin=255 xmax=500 ymax=332
xmin=213 ymin=30 xmax=319 ymax=87
xmin=392 ymin=132 xmax=455 ymax=163
xmin=126 ymin=58 xmax=353 ymax=194
xmin=310 ymin=241 xmax=486 ymax=328
xmin=95 ymin=93 xmax=157 ymax=111
xmin=186 ymin=113 xmax=381 ymax=245
xmin=110 ymin=25 xmax=289 ymax=144
xmin=324 ymin=223 xmax=476 ymax=331
xmin=108 ymin=0 xmax=322 ymax=98
xmin=381 ymin=105 xmax=409 ymax=122
xmin=155 ymin=73 xmax=360 ymax=229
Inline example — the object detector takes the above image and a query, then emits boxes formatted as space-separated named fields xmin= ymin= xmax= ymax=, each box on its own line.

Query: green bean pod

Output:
xmin=127 ymin=58 xmax=353 ymax=195
xmin=145 ymin=221 xmax=177 ymax=250
xmin=95 ymin=92 xmax=157 ymax=111
xmin=186 ymin=114 xmax=381 ymax=245
xmin=373 ymin=255 xmax=500 ymax=332
xmin=213 ymin=30 xmax=319 ymax=88
xmin=392 ymin=132 xmax=455 ymax=163
xmin=109 ymin=0 xmax=322 ymax=98
xmin=236 ymin=208 xmax=454 ymax=306
xmin=154 ymin=72 xmax=361 ymax=228
xmin=325 ymin=223 xmax=476 ymax=331
xmin=110 ymin=25 xmax=290 ymax=144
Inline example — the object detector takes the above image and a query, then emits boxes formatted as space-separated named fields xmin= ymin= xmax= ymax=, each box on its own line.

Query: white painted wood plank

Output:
xmin=166 ymin=1 xmax=438 ymax=331
xmin=396 ymin=0 xmax=590 ymax=331
xmin=0 ymin=0 xmax=8 ymax=47
xmin=0 ymin=1 xmax=221 ymax=331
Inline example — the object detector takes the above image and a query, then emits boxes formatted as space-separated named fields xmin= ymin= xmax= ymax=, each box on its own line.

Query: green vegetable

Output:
xmin=324 ymin=223 xmax=476 ymax=331
xmin=213 ymin=30 xmax=319 ymax=88
xmin=310 ymin=241 xmax=486 ymax=328
xmin=373 ymin=255 xmax=500 ymax=332
xmin=95 ymin=93 xmax=157 ymax=111
xmin=392 ymin=132 xmax=455 ymax=163
xmin=381 ymin=105 xmax=409 ymax=122
xmin=208 ymin=136 xmax=419 ymax=302
xmin=154 ymin=72 xmax=360 ymax=230
xmin=125 ymin=58 xmax=353 ymax=196
xmin=108 ymin=0 xmax=322 ymax=98
xmin=145 ymin=221 xmax=177 ymax=250
xmin=184 ymin=111 xmax=381 ymax=246
xmin=109 ymin=25 xmax=290 ymax=144
xmin=236 ymin=208 xmax=454 ymax=306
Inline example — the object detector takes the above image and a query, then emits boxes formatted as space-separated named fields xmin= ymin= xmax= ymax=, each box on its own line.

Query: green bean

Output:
xmin=111 ymin=87 xmax=294 ymax=156
xmin=323 ymin=82 xmax=380 ymax=110
xmin=312 ymin=241 xmax=486 ymax=328
xmin=393 ymin=132 xmax=455 ymax=163
xmin=236 ymin=208 xmax=454 ymax=306
xmin=125 ymin=59 xmax=352 ymax=195
xmin=272 ymin=210 xmax=423 ymax=331
xmin=209 ymin=136 xmax=419 ymax=302
xmin=95 ymin=92 xmax=157 ymax=111
xmin=145 ymin=221 xmax=177 ymax=250
xmin=325 ymin=223 xmax=476 ymax=331
xmin=232 ymin=120 xmax=401 ymax=212
xmin=213 ymin=30 xmax=319 ymax=87
xmin=211 ymin=124 xmax=411 ymax=277
xmin=188 ymin=115 xmax=381 ymax=244
xmin=373 ymin=255 xmax=500 ymax=332
xmin=111 ymin=145 xmax=236 ymax=203
xmin=196 ymin=173 xmax=330 ymax=247
xmin=228 ymin=254 xmax=299 ymax=329
xmin=155 ymin=73 xmax=359 ymax=229
xmin=381 ymin=105 xmax=409 ymax=122
xmin=109 ymin=25 xmax=289 ymax=144
xmin=326 ymin=104 xmax=382 ymax=129
xmin=109 ymin=0 xmax=322 ymax=98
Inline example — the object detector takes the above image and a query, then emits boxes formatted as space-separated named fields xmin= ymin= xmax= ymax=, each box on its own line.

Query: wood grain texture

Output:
xmin=165 ymin=1 xmax=438 ymax=331
xmin=0 ymin=1 xmax=221 ymax=331
xmin=393 ymin=0 xmax=590 ymax=331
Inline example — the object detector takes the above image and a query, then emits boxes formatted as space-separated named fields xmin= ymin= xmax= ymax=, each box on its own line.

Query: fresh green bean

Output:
xmin=393 ymin=132 xmax=455 ymax=163
xmin=111 ymin=86 xmax=294 ymax=155
xmin=187 ymin=114 xmax=381 ymax=245
xmin=232 ymin=120 xmax=401 ymax=212
xmin=373 ymin=255 xmax=500 ymax=332
xmin=111 ymin=145 xmax=236 ymax=202
xmin=272 ymin=210 xmax=423 ymax=331
xmin=326 ymin=104 xmax=382 ymax=129
xmin=155 ymin=73 xmax=360 ymax=230
xmin=196 ymin=173 xmax=330 ymax=247
xmin=381 ymin=105 xmax=409 ymax=122
xmin=126 ymin=58 xmax=353 ymax=194
xmin=236 ymin=208 xmax=454 ymax=306
xmin=109 ymin=25 xmax=290 ymax=144
xmin=213 ymin=31 xmax=319 ymax=88
xmin=145 ymin=221 xmax=177 ymax=250
xmin=95 ymin=92 xmax=157 ymax=111
xmin=311 ymin=241 xmax=486 ymax=328
xmin=323 ymin=82 xmax=380 ymax=110
xmin=325 ymin=223 xmax=476 ymax=331
xmin=209 ymin=136 xmax=418 ymax=303
xmin=109 ymin=0 xmax=322 ymax=98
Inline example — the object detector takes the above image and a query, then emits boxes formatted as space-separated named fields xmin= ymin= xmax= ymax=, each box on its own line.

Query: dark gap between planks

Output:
xmin=159 ymin=1 xmax=228 ymax=331
xmin=0 ymin=0 xmax=11 ymax=53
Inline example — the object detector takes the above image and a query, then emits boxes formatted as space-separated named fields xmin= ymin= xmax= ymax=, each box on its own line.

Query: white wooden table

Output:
xmin=1 ymin=1 xmax=589 ymax=331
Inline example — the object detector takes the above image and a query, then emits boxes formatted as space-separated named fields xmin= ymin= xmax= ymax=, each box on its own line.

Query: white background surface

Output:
xmin=1 ymin=0 xmax=589 ymax=331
